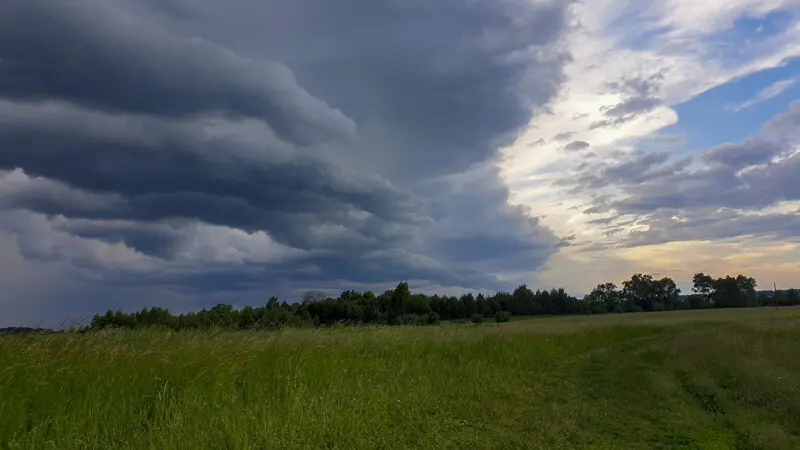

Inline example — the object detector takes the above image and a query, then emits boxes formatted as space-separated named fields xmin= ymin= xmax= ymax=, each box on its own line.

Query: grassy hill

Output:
xmin=2 ymin=307 xmax=800 ymax=449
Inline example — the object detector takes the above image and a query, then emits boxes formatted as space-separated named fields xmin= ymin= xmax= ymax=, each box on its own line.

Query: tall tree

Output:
xmin=622 ymin=273 xmax=656 ymax=311
xmin=390 ymin=282 xmax=412 ymax=317
xmin=585 ymin=283 xmax=622 ymax=313
xmin=655 ymin=277 xmax=681 ymax=311
xmin=692 ymin=273 xmax=715 ymax=302
xmin=784 ymin=289 xmax=798 ymax=306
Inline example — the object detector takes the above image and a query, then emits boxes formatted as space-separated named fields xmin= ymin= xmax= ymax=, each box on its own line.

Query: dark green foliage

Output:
xmin=83 ymin=272 xmax=793 ymax=333
xmin=692 ymin=273 xmax=715 ymax=301
xmin=621 ymin=274 xmax=681 ymax=312
xmin=689 ymin=273 xmax=759 ymax=308
xmin=495 ymin=311 xmax=511 ymax=323
xmin=787 ymin=289 xmax=799 ymax=306
xmin=0 ymin=327 xmax=54 ymax=335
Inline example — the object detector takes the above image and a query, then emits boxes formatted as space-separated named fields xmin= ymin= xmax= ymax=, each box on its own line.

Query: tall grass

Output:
xmin=2 ymin=308 xmax=799 ymax=449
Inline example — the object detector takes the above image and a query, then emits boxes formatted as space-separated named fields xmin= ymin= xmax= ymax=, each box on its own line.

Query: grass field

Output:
xmin=2 ymin=308 xmax=800 ymax=449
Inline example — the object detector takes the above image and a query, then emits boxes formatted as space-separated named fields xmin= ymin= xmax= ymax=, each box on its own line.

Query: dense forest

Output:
xmin=87 ymin=273 xmax=799 ymax=331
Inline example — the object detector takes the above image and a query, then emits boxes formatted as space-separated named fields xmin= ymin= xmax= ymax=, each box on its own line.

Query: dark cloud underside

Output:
xmin=0 ymin=0 xmax=573 ymax=324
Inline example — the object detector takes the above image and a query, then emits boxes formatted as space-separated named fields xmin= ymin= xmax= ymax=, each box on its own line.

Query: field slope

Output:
xmin=2 ymin=308 xmax=800 ymax=449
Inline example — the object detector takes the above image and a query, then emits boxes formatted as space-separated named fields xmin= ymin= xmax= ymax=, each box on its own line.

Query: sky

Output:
xmin=0 ymin=0 xmax=798 ymax=327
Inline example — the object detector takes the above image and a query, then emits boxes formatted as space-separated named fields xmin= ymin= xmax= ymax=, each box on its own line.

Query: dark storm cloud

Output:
xmin=0 ymin=0 xmax=355 ymax=145
xmin=145 ymin=0 xmax=573 ymax=179
xmin=0 ymin=169 xmax=125 ymax=218
xmin=52 ymin=219 xmax=185 ymax=259
xmin=418 ymin=163 xmax=566 ymax=276
xmin=0 ymin=101 xmax=421 ymax=251
xmin=0 ymin=0 xmax=575 ymax=322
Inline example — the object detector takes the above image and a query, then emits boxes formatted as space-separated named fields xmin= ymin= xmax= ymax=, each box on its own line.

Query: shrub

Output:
xmin=495 ymin=311 xmax=511 ymax=323
xmin=470 ymin=314 xmax=484 ymax=324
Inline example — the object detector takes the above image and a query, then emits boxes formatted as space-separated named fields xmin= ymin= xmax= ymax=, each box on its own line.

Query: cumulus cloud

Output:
xmin=765 ymin=98 xmax=800 ymax=139
xmin=0 ymin=0 xmax=573 ymax=323
xmin=492 ymin=0 xmax=799 ymax=294
xmin=701 ymin=137 xmax=783 ymax=170
xmin=625 ymin=208 xmax=800 ymax=247
xmin=578 ymin=101 xmax=800 ymax=245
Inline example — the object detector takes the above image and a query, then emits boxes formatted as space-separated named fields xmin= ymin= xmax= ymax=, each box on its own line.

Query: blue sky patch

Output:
xmin=663 ymin=56 xmax=799 ymax=156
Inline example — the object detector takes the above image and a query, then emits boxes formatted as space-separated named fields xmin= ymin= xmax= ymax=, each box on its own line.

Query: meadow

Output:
xmin=2 ymin=307 xmax=800 ymax=449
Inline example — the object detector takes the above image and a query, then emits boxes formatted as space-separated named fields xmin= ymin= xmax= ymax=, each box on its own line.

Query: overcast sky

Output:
xmin=1 ymin=0 xmax=798 ymax=326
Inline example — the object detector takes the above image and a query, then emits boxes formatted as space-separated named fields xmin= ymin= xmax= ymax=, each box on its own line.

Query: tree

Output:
xmin=655 ymin=277 xmax=681 ymax=311
xmin=239 ymin=306 xmax=257 ymax=329
xmin=735 ymin=275 xmax=758 ymax=306
xmin=712 ymin=275 xmax=756 ymax=308
xmin=83 ymin=273 xmax=768 ymax=333
xmin=687 ymin=294 xmax=709 ymax=309
xmin=460 ymin=293 xmax=478 ymax=316
xmin=409 ymin=293 xmax=432 ymax=315
xmin=774 ymin=289 xmax=798 ymax=307
xmin=209 ymin=304 xmax=236 ymax=327
xmin=511 ymin=284 xmax=535 ymax=315
xmin=585 ymin=283 xmax=623 ymax=313
xmin=787 ymin=289 xmax=799 ymax=306
xmin=692 ymin=273 xmax=715 ymax=302
xmin=621 ymin=274 xmax=680 ymax=312
xmin=622 ymin=273 xmax=656 ymax=311
xmin=389 ymin=282 xmax=412 ymax=317
xmin=549 ymin=288 xmax=577 ymax=315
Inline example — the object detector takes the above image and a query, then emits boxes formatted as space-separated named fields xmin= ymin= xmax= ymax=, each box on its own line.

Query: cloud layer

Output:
xmin=500 ymin=0 xmax=799 ymax=293
xmin=0 ymin=0 xmax=573 ymax=324
xmin=3 ymin=0 xmax=797 ymax=326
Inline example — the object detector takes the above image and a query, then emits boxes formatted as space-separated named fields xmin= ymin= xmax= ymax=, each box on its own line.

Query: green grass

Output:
xmin=2 ymin=308 xmax=800 ymax=449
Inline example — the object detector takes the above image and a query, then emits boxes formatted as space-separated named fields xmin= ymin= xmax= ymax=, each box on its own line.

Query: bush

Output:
xmin=495 ymin=311 xmax=511 ymax=323
xmin=470 ymin=314 xmax=484 ymax=324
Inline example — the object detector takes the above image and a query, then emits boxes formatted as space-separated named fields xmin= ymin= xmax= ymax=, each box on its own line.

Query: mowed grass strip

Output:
xmin=1 ymin=308 xmax=799 ymax=449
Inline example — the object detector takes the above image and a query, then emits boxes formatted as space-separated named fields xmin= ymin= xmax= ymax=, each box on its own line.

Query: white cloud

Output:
xmin=734 ymin=78 xmax=797 ymax=111
xmin=0 ymin=210 xmax=307 ymax=281
xmin=176 ymin=223 xmax=307 ymax=265
xmin=500 ymin=0 xmax=800 ymax=291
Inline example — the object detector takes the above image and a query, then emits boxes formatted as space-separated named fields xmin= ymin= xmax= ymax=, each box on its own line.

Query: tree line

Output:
xmin=87 ymin=273 xmax=798 ymax=331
